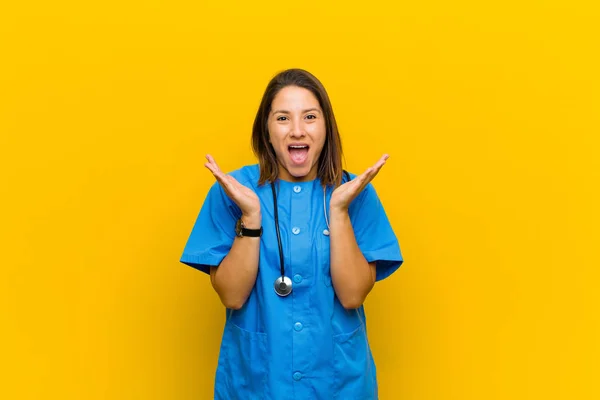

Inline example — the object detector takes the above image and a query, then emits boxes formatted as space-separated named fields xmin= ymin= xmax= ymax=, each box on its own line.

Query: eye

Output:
xmin=306 ymin=114 xmax=317 ymax=120
xmin=276 ymin=115 xmax=288 ymax=121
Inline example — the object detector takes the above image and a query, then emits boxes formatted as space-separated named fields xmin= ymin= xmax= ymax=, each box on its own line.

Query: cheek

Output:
xmin=267 ymin=124 xmax=284 ymax=144
xmin=308 ymin=123 xmax=327 ymax=145
xmin=268 ymin=133 xmax=288 ymax=160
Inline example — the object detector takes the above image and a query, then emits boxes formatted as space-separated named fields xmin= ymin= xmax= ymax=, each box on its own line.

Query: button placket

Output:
xmin=290 ymin=182 xmax=311 ymax=386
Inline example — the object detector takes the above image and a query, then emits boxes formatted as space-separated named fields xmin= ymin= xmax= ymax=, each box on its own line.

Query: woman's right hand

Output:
xmin=204 ymin=154 xmax=261 ymax=225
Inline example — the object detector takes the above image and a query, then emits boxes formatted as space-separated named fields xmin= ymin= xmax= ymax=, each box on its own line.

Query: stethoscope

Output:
xmin=270 ymin=172 xmax=349 ymax=297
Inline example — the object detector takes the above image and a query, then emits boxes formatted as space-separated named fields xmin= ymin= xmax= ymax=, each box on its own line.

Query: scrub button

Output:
xmin=293 ymin=372 xmax=302 ymax=381
xmin=292 ymin=227 xmax=300 ymax=235
xmin=294 ymin=322 xmax=303 ymax=331
xmin=293 ymin=274 xmax=302 ymax=283
xmin=293 ymin=185 xmax=302 ymax=193
xmin=323 ymin=229 xmax=330 ymax=236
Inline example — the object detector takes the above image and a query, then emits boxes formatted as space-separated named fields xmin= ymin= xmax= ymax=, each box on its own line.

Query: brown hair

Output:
xmin=251 ymin=68 xmax=344 ymax=187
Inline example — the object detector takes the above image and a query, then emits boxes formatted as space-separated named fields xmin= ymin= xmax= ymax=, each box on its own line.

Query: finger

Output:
xmin=372 ymin=154 xmax=389 ymax=171
xmin=224 ymin=175 xmax=243 ymax=191
xmin=205 ymin=154 xmax=231 ymax=182
xmin=366 ymin=154 xmax=388 ymax=176
xmin=220 ymin=174 xmax=248 ymax=197
xmin=204 ymin=161 xmax=218 ymax=175
xmin=357 ymin=155 xmax=388 ymax=190
xmin=204 ymin=154 xmax=217 ymax=173
xmin=207 ymin=168 xmax=232 ymax=192
xmin=204 ymin=161 xmax=225 ymax=183
xmin=204 ymin=155 xmax=234 ymax=190
xmin=341 ymin=167 xmax=372 ymax=197
xmin=358 ymin=166 xmax=375 ymax=183
xmin=364 ymin=154 xmax=389 ymax=181
xmin=222 ymin=175 xmax=256 ymax=204
xmin=334 ymin=155 xmax=389 ymax=204
xmin=205 ymin=154 xmax=222 ymax=174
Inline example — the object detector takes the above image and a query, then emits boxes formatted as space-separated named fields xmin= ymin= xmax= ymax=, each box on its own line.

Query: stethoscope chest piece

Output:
xmin=274 ymin=276 xmax=292 ymax=297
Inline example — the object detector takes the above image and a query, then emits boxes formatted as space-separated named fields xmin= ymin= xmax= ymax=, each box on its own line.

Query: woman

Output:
xmin=180 ymin=68 xmax=403 ymax=399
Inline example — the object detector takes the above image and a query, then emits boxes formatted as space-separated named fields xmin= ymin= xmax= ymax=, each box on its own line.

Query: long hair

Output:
xmin=251 ymin=69 xmax=344 ymax=187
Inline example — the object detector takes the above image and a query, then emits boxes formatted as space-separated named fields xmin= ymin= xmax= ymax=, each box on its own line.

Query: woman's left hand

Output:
xmin=330 ymin=154 xmax=389 ymax=213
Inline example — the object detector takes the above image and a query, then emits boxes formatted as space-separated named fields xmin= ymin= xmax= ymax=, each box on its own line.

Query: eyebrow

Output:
xmin=271 ymin=108 xmax=322 ymax=115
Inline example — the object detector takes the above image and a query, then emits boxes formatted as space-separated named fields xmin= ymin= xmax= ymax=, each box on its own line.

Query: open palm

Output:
xmin=330 ymin=154 xmax=389 ymax=212
xmin=204 ymin=154 xmax=260 ymax=217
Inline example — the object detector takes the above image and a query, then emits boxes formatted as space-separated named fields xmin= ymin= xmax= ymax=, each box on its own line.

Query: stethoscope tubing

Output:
xmin=271 ymin=182 xmax=286 ymax=279
xmin=270 ymin=171 xmax=350 ymax=297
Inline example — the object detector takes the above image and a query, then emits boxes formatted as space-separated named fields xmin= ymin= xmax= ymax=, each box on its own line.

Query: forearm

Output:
xmin=210 ymin=213 xmax=261 ymax=310
xmin=329 ymin=208 xmax=376 ymax=309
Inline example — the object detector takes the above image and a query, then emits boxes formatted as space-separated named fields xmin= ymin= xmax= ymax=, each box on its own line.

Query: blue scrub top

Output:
xmin=180 ymin=164 xmax=403 ymax=400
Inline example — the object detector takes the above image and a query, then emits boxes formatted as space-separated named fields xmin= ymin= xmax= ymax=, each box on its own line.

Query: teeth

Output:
xmin=290 ymin=145 xmax=308 ymax=149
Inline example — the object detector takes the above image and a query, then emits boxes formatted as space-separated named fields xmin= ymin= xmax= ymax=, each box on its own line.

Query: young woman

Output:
xmin=180 ymin=68 xmax=403 ymax=399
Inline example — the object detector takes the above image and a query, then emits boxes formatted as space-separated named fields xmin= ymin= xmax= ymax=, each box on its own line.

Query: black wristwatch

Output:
xmin=235 ymin=218 xmax=263 ymax=238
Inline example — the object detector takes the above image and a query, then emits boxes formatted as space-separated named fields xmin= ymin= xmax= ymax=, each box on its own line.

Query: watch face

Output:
xmin=235 ymin=218 xmax=243 ymax=237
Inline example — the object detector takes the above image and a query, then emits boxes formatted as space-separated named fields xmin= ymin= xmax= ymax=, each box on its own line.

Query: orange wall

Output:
xmin=1 ymin=1 xmax=599 ymax=398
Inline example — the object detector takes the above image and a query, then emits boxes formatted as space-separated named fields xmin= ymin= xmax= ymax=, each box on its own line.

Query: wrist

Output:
xmin=329 ymin=206 xmax=350 ymax=220
xmin=242 ymin=211 xmax=262 ymax=229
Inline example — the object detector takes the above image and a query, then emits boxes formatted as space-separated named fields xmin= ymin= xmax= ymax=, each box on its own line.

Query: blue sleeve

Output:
xmin=180 ymin=182 xmax=241 ymax=274
xmin=349 ymin=182 xmax=403 ymax=282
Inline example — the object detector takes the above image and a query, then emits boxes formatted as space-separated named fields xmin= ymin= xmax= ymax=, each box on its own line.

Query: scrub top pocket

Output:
xmin=319 ymin=232 xmax=332 ymax=287
xmin=215 ymin=321 xmax=268 ymax=400
xmin=332 ymin=323 xmax=378 ymax=400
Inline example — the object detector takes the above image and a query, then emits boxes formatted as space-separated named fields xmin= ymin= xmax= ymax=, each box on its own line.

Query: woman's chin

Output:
xmin=282 ymin=163 xmax=315 ymax=181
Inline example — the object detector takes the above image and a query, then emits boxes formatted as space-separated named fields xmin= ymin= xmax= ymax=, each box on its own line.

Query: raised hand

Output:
xmin=204 ymin=154 xmax=261 ymax=221
xmin=330 ymin=154 xmax=389 ymax=213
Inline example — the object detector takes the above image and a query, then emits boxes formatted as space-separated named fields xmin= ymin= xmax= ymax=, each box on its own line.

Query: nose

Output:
xmin=289 ymin=118 xmax=305 ymax=138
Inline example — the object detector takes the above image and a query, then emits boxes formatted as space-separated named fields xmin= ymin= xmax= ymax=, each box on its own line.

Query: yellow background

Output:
xmin=1 ymin=0 xmax=599 ymax=398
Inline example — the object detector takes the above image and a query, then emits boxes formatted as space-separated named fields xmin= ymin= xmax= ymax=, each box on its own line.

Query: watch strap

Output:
xmin=236 ymin=218 xmax=262 ymax=237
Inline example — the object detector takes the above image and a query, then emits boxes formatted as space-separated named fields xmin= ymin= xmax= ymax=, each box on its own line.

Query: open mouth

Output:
xmin=288 ymin=144 xmax=310 ymax=165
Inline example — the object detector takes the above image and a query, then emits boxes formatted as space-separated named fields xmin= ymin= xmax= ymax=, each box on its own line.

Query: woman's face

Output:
xmin=268 ymin=85 xmax=327 ymax=182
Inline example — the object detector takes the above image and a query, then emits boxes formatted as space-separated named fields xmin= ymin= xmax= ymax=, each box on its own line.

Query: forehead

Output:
xmin=271 ymin=86 xmax=321 ymax=110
